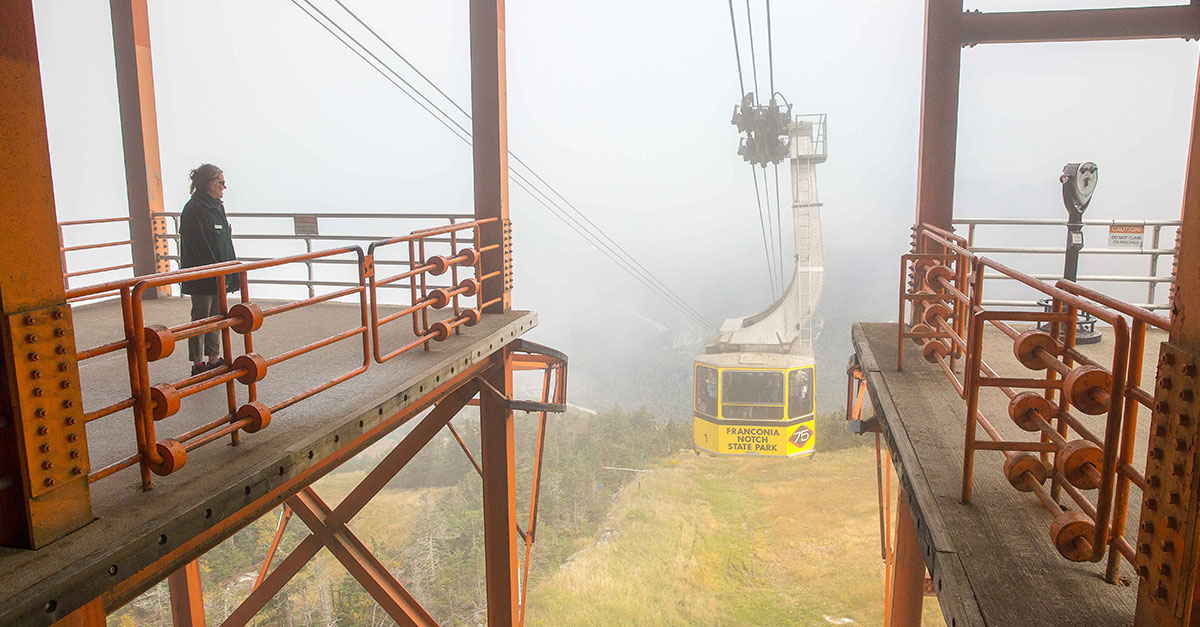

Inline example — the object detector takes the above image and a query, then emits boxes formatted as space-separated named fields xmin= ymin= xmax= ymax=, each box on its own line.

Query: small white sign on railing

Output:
xmin=1108 ymin=224 xmax=1144 ymax=249
xmin=293 ymin=215 xmax=319 ymax=236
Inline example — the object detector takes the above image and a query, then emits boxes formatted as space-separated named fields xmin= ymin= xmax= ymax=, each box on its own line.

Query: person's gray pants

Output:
xmin=188 ymin=294 xmax=222 ymax=362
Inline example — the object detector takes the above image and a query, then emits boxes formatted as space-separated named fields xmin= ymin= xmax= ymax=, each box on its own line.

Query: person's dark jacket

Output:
xmin=179 ymin=191 xmax=240 ymax=295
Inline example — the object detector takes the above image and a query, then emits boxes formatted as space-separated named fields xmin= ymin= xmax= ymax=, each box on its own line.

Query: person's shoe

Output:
xmin=205 ymin=358 xmax=227 ymax=371
xmin=191 ymin=363 xmax=207 ymax=376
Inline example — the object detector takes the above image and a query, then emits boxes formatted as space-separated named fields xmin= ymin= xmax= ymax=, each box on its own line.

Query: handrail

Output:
xmin=73 ymin=216 xmax=508 ymax=491
xmin=898 ymin=222 xmax=1163 ymax=582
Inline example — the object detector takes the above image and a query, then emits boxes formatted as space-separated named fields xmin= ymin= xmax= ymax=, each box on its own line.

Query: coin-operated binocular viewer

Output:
xmin=1042 ymin=162 xmax=1102 ymax=344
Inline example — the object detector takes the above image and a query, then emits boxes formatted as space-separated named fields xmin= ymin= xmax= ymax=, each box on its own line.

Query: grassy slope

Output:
xmin=525 ymin=447 xmax=944 ymax=626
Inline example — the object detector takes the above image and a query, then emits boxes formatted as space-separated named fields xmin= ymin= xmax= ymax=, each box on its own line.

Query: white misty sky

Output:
xmin=30 ymin=0 xmax=1200 ymax=356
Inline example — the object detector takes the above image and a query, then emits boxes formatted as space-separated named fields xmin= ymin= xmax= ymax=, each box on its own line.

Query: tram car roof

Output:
xmin=694 ymin=351 xmax=815 ymax=370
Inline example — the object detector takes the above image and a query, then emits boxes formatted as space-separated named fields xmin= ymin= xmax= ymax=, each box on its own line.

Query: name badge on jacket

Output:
xmin=214 ymin=224 xmax=224 ymax=230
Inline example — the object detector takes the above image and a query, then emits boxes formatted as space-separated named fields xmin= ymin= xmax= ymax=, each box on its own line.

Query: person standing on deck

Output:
xmin=180 ymin=164 xmax=240 ymax=376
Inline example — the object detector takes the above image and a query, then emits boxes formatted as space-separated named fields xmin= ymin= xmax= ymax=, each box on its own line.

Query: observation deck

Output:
xmin=853 ymin=321 xmax=1164 ymax=626
xmin=0 ymin=295 xmax=536 ymax=625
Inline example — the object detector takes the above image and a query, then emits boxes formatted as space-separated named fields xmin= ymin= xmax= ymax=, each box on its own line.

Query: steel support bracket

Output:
xmin=476 ymin=375 xmax=566 ymax=414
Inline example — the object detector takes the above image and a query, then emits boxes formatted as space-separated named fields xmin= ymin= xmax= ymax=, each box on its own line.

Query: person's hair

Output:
xmin=189 ymin=164 xmax=223 ymax=195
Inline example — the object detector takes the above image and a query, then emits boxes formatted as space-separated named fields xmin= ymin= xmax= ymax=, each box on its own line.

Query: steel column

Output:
xmin=480 ymin=352 xmax=519 ymax=625
xmin=1136 ymin=44 xmax=1200 ymax=627
xmin=470 ymin=0 xmax=511 ymax=314
xmin=110 ymin=0 xmax=171 ymax=292
xmin=914 ymin=0 xmax=963 ymax=232
xmin=0 ymin=0 xmax=94 ymax=551
xmin=888 ymin=489 xmax=925 ymax=627
xmin=166 ymin=560 xmax=205 ymax=627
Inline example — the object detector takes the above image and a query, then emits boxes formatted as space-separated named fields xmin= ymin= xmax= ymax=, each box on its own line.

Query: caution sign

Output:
xmin=1108 ymin=224 xmax=1143 ymax=249
xmin=693 ymin=417 xmax=816 ymax=457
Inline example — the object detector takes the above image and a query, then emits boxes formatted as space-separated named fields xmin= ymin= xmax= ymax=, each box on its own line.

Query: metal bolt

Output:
xmin=31 ymin=387 xmax=42 ymax=397
xmin=26 ymin=352 xmax=38 ymax=362
xmin=54 ymin=345 xmax=66 ymax=355
xmin=1168 ymin=516 xmax=1180 ymax=530
xmin=1142 ymin=542 xmax=1154 ymax=554
xmin=1166 ymin=353 xmax=1178 ymax=366
xmin=66 ymin=434 xmax=77 ymax=443
xmin=59 ymin=380 xmax=70 ymax=390
xmin=43 ymin=478 xmax=54 ymax=487
xmin=1182 ymin=413 xmax=1193 ymax=427
xmin=58 ymin=362 xmax=68 ymax=373
xmin=1139 ymin=566 xmax=1150 ymax=578
xmin=29 ymin=370 xmax=40 ymax=380
xmin=1151 ymin=448 xmax=1164 ymax=460
xmin=1148 ymin=498 xmax=1159 ymax=511
xmin=38 ymin=443 xmax=49 ymax=453
xmin=34 ymin=408 xmax=45 ymax=418
xmin=1182 ymin=390 xmax=1195 ymax=403
xmin=69 ymin=450 xmax=79 ymax=459
xmin=71 ymin=466 xmax=82 ymax=475
xmin=1143 ymin=521 xmax=1156 ymax=533
xmin=51 ymin=309 xmax=64 ymax=320
xmin=1156 ymin=425 xmax=1167 ymax=437
xmin=1174 ymin=463 xmax=1185 ymax=476
xmin=1185 ymin=364 xmax=1198 ymax=377
xmin=1164 ymin=378 xmax=1175 ymax=390
xmin=36 ymin=426 xmax=47 ymax=436
xmin=1158 ymin=401 xmax=1171 ymax=413
xmin=1178 ymin=439 xmax=1189 ymax=452
xmin=25 ymin=334 xmax=38 ymax=344
xmin=53 ymin=328 xmax=65 ymax=338
xmin=64 ymin=416 xmax=75 ymax=426
xmin=1163 ymin=540 xmax=1177 ymax=553
xmin=1150 ymin=476 xmax=1162 ymax=488
xmin=1161 ymin=564 xmax=1173 ymax=577
xmin=1172 ymin=492 xmax=1182 ymax=505
xmin=41 ymin=461 xmax=52 ymax=470
xmin=61 ymin=400 xmax=72 ymax=409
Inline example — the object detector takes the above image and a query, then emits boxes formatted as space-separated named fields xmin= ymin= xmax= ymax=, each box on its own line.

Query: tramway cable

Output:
xmin=728 ymin=0 xmax=777 ymax=297
xmin=325 ymin=0 xmax=719 ymax=330
xmin=290 ymin=0 xmax=718 ymax=331
xmin=766 ymin=0 xmax=786 ymax=290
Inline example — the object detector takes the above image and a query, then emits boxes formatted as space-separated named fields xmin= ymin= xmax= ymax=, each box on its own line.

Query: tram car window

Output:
xmin=694 ymin=365 xmax=718 ymax=418
xmin=788 ymin=367 xmax=814 ymax=418
xmin=721 ymin=370 xmax=785 ymax=420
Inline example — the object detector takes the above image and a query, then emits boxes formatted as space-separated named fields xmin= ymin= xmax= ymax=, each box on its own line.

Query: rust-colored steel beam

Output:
xmin=888 ymin=489 xmax=926 ymax=627
xmin=49 ymin=598 xmax=104 ymax=627
xmin=220 ymin=381 xmax=479 ymax=626
xmin=110 ymin=0 xmax=171 ymax=292
xmin=0 ymin=0 xmax=93 ymax=550
xmin=914 ymin=0 xmax=963 ymax=232
xmin=470 ymin=0 xmax=511 ymax=314
xmin=166 ymin=560 xmax=205 ymax=627
xmin=288 ymin=488 xmax=435 ymax=626
xmin=1136 ymin=47 xmax=1200 ymax=627
xmin=479 ymin=350 xmax=519 ymax=625
xmin=252 ymin=506 xmax=292 ymax=590
xmin=960 ymin=5 xmax=1200 ymax=46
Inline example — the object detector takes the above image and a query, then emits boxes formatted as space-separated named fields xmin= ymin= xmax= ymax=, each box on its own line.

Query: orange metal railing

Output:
xmin=898 ymin=222 xmax=1167 ymax=583
xmin=69 ymin=219 xmax=497 ymax=490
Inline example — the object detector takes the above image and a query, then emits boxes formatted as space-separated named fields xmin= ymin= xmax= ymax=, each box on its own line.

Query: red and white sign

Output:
xmin=1108 ymin=224 xmax=1144 ymax=249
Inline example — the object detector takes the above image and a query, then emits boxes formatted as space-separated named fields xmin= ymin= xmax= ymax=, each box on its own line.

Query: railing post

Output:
xmin=1148 ymin=224 xmax=1162 ymax=305
xmin=0 ymin=0 xmax=94 ymax=551
xmin=305 ymin=238 xmax=315 ymax=299
xmin=888 ymin=488 xmax=926 ymax=627
xmin=110 ymin=0 xmax=171 ymax=296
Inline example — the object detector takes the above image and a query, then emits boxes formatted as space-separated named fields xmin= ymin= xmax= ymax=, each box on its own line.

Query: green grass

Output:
xmin=525 ymin=447 xmax=944 ymax=626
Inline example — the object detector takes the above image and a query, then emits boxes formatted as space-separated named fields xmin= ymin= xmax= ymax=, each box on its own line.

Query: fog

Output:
xmin=32 ymin=0 xmax=1199 ymax=415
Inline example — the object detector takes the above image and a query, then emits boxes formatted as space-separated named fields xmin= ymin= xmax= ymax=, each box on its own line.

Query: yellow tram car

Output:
xmin=693 ymin=353 xmax=816 ymax=457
